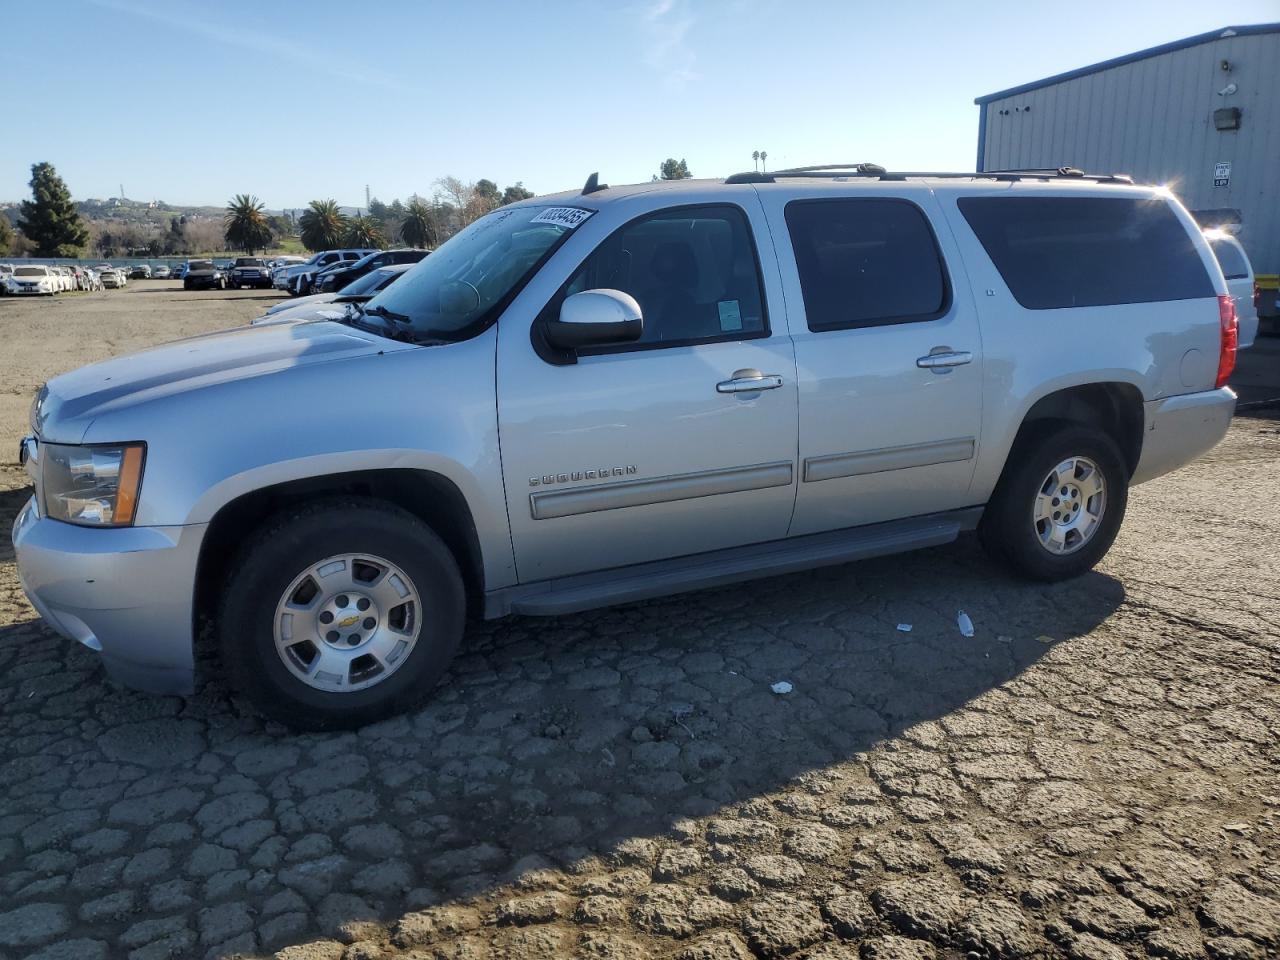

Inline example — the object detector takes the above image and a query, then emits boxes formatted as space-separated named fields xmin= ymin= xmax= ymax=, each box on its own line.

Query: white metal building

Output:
xmin=975 ymin=23 xmax=1280 ymax=278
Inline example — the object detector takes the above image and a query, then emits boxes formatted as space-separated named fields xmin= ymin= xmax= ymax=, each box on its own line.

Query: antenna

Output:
xmin=582 ymin=172 xmax=608 ymax=195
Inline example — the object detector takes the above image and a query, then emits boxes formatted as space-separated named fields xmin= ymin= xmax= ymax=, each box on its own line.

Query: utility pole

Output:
xmin=365 ymin=184 xmax=371 ymax=210
xmin=119 ymin=183 xmax=125 ymax=201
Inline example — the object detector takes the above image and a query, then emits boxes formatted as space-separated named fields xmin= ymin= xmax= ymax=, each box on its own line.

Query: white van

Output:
xmin=1203 ymin=230 xmax=1258 ymax=348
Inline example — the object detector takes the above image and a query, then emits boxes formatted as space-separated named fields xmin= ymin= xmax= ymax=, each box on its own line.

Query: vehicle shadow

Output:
xmin=0 ymin=485 xmax=32 ymax=563
xmin=0 ymin=536 xmax=1126 ymax=952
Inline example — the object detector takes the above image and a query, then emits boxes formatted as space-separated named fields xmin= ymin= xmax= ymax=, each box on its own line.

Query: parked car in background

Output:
xmin=129 ymin=264 xmax=152 ymax=279
xmin=183 ymin=259 xmax=226 ymax=290
xmin=284 ymin=248 xmax=376 ymax=296
xmin=1203 ymin=230 xmax=1257 ymax=349
xmin=97 ymin=265 xmax=123 ymax=289
xmin=253 ymin=263 xmax=414 ymax=324
xmin=315 ymin=249 xmax=427 ymax=293
xmin=0 ymin=263 xmax=13 ymax=293
xmin=10 ymin=168 xmax=1240 ymax=728
xmin=7 ymin=265 xmax=58 ymax=295
xmin=153 ymin=265 xmax=171 ymax=279
xmin=271 ymin=256 xmax=306 ymax=290
xmin=229 ymin=257 xmax=273 ymax=289
xmin=171 ymin=263 xmax=188 ymax=280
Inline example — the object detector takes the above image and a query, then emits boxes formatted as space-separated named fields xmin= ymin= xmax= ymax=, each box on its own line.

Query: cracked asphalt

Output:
xmin=0 ymin=285 xmax=1277 ymax=960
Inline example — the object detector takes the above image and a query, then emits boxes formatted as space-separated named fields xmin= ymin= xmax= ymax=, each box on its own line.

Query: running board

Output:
xmin=484 ymin=507 xmax=983 ymax=618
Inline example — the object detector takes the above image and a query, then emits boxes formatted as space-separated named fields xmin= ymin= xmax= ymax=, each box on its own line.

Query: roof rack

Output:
xmin=725 ymin=164 xmax=1134 ymax=185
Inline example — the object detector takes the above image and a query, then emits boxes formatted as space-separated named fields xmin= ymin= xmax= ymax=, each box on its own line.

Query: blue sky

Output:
xmin=3 ymin=0 xmax=1277 ymax=208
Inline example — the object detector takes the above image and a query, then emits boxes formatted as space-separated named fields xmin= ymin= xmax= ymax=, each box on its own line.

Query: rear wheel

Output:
xmin=980 ymin=425 xmax=1128 ymax=581
xmin=219 ymin=498 xmax=465 ymax=730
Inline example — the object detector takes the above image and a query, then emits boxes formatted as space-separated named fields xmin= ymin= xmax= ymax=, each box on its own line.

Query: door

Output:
xmin=497 ymin=200 xmax=799 ymax=583
xmin=758 ymin=190 xmax=983 ymax=537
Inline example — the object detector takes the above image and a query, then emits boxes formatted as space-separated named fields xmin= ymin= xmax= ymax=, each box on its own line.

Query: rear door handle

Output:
xmin=916 ymin=350 xmax=973 ymax=369
xmin=717 ymin=370 xmax=784 ymax=393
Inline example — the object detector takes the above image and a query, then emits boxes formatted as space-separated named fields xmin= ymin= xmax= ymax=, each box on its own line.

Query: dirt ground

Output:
xmin=0 ymin=283 xmax=1277 ymax=960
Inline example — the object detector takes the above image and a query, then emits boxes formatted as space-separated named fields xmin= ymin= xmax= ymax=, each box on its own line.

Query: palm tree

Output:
xmin=343 ymin=215 xmax=385 ymax=249
xmin=399 ymin=198 xmax=433 ymax=249
xmin=299 ymin=199 xmax=346 ymax=252
xmin=223 ymin=194 xmax=272 ymax=254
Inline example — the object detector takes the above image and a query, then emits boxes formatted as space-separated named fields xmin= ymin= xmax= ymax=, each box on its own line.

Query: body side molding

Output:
xmin=803 ymin=437 xmax=975 ymax=483
xmin=529 ymin=461 xmax=794 ymax=521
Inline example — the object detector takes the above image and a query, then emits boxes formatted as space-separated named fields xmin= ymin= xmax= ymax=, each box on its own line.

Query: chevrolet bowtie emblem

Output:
xmin=337 ymin=615 xmax=360 ymax=628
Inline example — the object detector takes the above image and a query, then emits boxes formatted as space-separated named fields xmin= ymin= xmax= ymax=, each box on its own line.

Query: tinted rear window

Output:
xmin=958 ymin=196 xmax=1214 ymax=309
xmin=785 ymin=198 xmax=949 ymax=331
xmin=1207 ymin=237 xmax=1250 ymax=280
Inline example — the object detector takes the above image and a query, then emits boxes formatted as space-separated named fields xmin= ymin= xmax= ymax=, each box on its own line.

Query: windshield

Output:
xmin=236 ymin=258 xmax=265 ymax=267
xmin=364 ymin=205 xmax=584 ymax=340
xmin=342 ymin=267 xmax=402 ymax=297
xmin=189 ymin=260 xmax=214 ymax=270
xmin=15 ymin=267 xmax=48 ymax=277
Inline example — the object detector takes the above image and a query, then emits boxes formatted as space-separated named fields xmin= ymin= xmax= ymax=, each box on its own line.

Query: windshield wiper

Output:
xmin=347 ymin=301 xmax=444 ymax=345
xmin=364 ymin=303 xmax=413 ymax=324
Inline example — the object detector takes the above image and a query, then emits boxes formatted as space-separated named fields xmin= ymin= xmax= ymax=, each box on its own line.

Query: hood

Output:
xmin=265 ymin=291 xmax=336 ymax=315
xmin=37 ymin=320 xmax=412 ymax=441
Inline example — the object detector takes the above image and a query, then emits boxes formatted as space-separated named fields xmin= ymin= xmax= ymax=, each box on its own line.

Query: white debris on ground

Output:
xmin=957 ymin=610 xmax=975 ymax=637
xmin=770 ymin=681 xmax=793 ymax=695
xmin=896 ymin=623 xmax=912 ymax=632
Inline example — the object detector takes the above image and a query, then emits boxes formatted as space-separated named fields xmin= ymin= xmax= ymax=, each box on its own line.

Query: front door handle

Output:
xmin=916 ymin=350 xmax=973 ymax=369
xmin=717 ymin=370 xmax=784 ymax=393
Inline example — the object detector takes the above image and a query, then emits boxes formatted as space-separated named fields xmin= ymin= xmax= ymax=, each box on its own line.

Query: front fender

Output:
xmin=82 ymin=328 xmax=516 ymax=590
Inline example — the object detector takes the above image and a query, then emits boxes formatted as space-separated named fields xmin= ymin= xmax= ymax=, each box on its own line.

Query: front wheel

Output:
xmin=979 ymin=425 xmax=1128 ymax=581
xmin=219 ymin=498 xmax=466 ymax=730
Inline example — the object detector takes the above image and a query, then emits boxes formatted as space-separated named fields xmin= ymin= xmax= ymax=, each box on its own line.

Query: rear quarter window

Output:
xmin=1207 ymin=237 xmax=1250 ymax=281
xmin=958 ymin=196 xmax=1214 ymax=309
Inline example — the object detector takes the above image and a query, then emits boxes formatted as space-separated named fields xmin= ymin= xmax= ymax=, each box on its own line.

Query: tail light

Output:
xmin=1216 ymin=294 xmax=1238 ymax=389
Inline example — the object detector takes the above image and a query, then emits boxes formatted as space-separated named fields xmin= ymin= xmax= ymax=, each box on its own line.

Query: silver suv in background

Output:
xmin=282 ymin=248 xmax=376 ymax=296
xmin=14 ymin=166 xmax=1238 ymax=729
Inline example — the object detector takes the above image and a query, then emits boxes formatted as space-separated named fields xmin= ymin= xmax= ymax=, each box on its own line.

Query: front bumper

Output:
xmin=12 ymin=497 xmax=205 ymax=695
xmin=1131 ymin=387 xmax=1236 ymax=485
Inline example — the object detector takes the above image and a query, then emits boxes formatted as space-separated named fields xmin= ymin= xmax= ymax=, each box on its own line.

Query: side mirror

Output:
xmin=544 ymin=289 xmax=643 ymax=351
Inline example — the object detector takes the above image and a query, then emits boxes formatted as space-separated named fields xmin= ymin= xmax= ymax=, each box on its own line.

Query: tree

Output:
xmin=399 ymin=198 xmax=434 ymax=249
xmin=299 ymin=199 xmax=347 ymax=251
xmin=474 ymin=179 xmax=501 ymax=214
xmin=343 ymin=215 xmax=385 ymax=248
xmin=223 ymin=194 xmax=273 ymax=254
xmin=17 ymin=162 xmax=89 ymax=256
xmin=0 ymin=212 xmax=12 ymax=254
xmin=368 ymin=197 xmax=390 ymax=225
xmin=502 ymin=182 xmax=534 ymax=205
xmin=659 ymin=158 xmax=692 ymax=180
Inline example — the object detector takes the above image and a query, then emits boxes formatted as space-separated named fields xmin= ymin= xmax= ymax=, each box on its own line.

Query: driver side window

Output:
xmin=566 ymin=204 xmax=769 ymax=350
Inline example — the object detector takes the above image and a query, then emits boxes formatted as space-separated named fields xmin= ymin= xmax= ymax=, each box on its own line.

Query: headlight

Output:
xmin=41 ymin=442 xmax=146 ymax=526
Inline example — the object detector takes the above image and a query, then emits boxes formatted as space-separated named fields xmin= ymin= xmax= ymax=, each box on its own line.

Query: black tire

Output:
xmin=218 ymin=497 xmax=466 ymax=730
xmin=979 ymin=424 xmax=1128 ymax=581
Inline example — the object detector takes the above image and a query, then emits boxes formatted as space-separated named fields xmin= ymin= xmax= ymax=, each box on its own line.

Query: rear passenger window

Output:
xmin=564 ymin=204 xmax=768 ymax=350
xmin=785 ymin=199 xmax=949 ymax=331
xmin=958 ymin=197 xmax=1215 ymax=309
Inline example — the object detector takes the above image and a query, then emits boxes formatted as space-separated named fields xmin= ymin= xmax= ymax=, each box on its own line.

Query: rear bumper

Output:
xmin=12 ymin=497 xmax=204 ymax=695
xmin=1131 ymin=387 xmax=1235 ymax=485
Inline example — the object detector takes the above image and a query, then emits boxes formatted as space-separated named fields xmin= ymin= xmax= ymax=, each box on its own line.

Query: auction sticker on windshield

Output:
xmin=530 ymin=207 xmax=595 ymax=229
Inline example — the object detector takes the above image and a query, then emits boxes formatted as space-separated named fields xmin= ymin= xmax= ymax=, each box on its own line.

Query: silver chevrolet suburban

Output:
xmin=13 ymin=165 xmax=1238 ymax=729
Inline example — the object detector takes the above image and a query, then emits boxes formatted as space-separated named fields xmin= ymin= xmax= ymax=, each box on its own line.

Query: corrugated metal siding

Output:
xmin=980 ymin=33 xmax=1280 ymax=274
